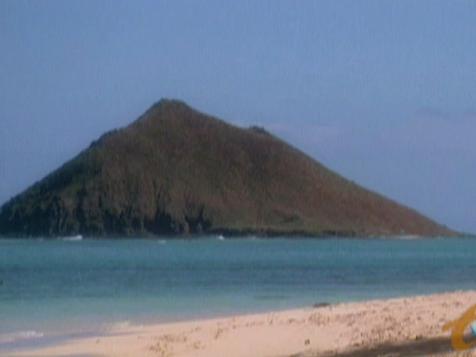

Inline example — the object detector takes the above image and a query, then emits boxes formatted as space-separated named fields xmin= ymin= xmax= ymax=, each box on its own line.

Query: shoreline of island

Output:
xmin=6 ymin=290 xmax=476 ymax=357
xmin=1 ymin=231 xmax=473 ymax=240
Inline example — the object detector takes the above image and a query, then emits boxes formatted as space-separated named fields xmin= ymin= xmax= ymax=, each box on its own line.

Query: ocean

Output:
xmin=1 ymin=236 xmax=475 ymax=352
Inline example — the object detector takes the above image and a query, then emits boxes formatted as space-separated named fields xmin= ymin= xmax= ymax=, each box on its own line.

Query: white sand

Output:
xmin=9 ymin=291 xmax=476 ymax=357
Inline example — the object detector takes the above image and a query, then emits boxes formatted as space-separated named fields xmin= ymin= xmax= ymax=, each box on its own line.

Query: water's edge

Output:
xmin=1 ymin=237 xmax=475 ymax=351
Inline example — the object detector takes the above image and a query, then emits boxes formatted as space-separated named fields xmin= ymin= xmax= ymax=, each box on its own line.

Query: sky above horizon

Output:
xmin=1 ymin=0 xmax=475 ymax=233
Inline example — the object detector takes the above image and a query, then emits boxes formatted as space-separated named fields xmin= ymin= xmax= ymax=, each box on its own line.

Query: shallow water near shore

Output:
xmin=1 ymin=236 xmax=475 ymax=351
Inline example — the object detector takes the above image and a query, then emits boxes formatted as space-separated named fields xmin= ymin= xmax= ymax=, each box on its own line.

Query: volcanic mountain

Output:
xmin=0 ymin=99 xmax=454 ymax=237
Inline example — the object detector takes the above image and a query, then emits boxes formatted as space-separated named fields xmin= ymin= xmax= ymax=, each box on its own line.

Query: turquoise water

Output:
xmin=1 ymin=237 xmax=475 ymax=350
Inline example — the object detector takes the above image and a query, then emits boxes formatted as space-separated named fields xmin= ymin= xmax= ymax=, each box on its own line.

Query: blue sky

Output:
xmin=1 ymin=0 xmax=475 ymax=233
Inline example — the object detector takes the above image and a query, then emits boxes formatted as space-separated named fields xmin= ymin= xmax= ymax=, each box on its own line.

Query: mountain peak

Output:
xmin=153 ymin=98 xmax=189 ymax=110
xmin=134 ymin=98 xmax=201 ymax=128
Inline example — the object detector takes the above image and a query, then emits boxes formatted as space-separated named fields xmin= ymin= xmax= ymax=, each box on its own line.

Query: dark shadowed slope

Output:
xmin=0 ymin=99 xmax=455 ymax=237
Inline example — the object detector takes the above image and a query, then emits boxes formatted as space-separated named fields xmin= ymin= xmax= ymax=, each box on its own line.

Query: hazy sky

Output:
xmin=1 ymin=0 xmax=475 ymax=233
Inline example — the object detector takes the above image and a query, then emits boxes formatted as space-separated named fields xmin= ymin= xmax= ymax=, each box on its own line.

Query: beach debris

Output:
xmin=214 ymin=328 xmax=225 ymax=339
xmin=304 ymin=338 xmax=310 ymax=345
xmin=313 ymin=302 xmax=330 ymax=308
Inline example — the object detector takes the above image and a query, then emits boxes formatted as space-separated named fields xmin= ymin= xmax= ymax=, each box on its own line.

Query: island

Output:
xmin=0 ymin=99 xmax=454 ymax=237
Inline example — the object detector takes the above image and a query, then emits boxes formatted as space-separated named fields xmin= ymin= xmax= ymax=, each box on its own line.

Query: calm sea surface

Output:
xmin=1 ymin=237 xmax=475 ymax=349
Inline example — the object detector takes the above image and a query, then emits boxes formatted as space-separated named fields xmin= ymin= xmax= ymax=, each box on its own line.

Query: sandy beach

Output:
xmin=6 ymin=290 xmax=476 ymax=357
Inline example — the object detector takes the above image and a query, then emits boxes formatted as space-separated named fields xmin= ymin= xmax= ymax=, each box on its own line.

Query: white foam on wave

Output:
xmin=105 ymin=320 xmax=144 ymax=332
xmin=0 ymin=330 xmax=44 ymax=344
xmin=62 ymin=235 xmax=83 ymax=241
xmin=217 ymin=235 xmax=225 ymax=241
xmin=394 ymin=234 xmax=422 ymax=240
xmin=111 ymin=320 xmax=132 ymax=329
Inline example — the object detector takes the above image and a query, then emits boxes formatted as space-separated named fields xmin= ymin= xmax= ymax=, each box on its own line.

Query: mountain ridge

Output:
xmin=0 ymin=99 xmax=456 ymax=237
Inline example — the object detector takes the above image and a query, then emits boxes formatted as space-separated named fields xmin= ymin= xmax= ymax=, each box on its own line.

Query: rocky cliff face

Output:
xmin=0 ymin=99 xmax=455 ymax=237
